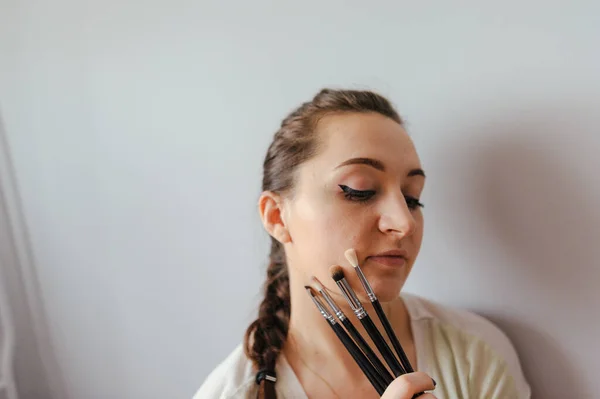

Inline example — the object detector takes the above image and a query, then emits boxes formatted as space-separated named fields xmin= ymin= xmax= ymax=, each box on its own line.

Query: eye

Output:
xmin=405 ymin=196 xmax=424 ymax=210
xmin=339 ymin=185 xmax=376 ymax=202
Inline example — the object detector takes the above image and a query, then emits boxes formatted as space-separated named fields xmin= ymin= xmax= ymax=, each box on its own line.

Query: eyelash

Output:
xmin=338 ymin=185 xmax=424 ymax=209
xmin=339 ymin=185 xmax=376 ymax=202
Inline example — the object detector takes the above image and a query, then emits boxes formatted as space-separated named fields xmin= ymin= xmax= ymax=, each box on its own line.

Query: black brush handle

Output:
xmin=359 ymin=315 xmax=406 ymax=377
xmin=372 ymin=299 xmax=414 ymax=373
xmin=330 ymin=323 xmax=385 ymax=395
xmin=372 ymin=301 xmax=428 ymax=398
xmin=341 ymin=318 xmax=394 ymax=386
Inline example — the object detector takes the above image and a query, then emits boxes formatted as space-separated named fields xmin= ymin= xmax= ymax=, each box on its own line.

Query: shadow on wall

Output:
xmin=0 ymin=111 xmax=68 ymax=399
xmin=436 ymin=103 xmax=600 ymax=399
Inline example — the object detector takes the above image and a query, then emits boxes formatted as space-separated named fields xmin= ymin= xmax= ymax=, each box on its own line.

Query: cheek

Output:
xmin=321 ymin=208 xmax=361 ymax=250
xmin=414 ymin=212 xmax=424 ymax=239
xmin=409 ymin=212 xmax=424 ymax=256
xmin=288 ymin=196 xmax=372 ymax=264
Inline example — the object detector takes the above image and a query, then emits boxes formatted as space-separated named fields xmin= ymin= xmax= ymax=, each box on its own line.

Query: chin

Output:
xmin=374 ymin=286 xmax=404 ymax=303
xmin=365 ymin=275 xmax=407 ymax=303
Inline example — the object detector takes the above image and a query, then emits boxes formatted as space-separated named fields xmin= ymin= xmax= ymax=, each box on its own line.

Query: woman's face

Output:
xmin=281 ymin=112 xmax=425 ymax=302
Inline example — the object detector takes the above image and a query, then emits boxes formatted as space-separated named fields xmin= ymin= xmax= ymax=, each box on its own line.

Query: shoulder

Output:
xmin=402 ymin=292 xmax=531 ymax=398
xmin=402 ymin=293 xmax=520 ymax=363
xmin=403 ymin=292 xmax=515 ymax=355
xmin=192 ymin=344 xmax=257 ymax=399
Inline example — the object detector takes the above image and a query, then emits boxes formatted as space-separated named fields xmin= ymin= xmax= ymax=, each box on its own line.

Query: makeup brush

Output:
xmin=345 ymin=248 xmax=415 ymax=373
xmin=310 ymin=276 xmax=394 ymax=386
xmin=329 ymin=265 xmax=406 ymax=377
xmin=305 ymin=286 xmax=385 ymax=395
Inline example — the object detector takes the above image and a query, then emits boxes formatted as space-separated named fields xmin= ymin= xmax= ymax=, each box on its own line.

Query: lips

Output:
xmin=366 ymin=249 xmax=408 ymax=268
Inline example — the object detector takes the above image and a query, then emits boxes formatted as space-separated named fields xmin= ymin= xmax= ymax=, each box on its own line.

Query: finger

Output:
xmin=382 ymin=372 xmax=436 ymax=398
xmin=414 ymin=395 xmax=436 ymax=399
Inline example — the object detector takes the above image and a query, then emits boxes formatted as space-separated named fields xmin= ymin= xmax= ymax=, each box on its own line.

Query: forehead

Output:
xmin=312 ymin=112 xmax=421 ymax=172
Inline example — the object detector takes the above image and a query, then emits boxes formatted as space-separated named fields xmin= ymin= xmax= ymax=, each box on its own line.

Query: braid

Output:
xmin=245 ymin=87 xmax=403 ymax=398
xmin=243 ymin=238 xmax=290 ymax=399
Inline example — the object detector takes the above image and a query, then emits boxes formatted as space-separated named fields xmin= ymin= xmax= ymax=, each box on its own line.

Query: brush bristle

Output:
xmin=329 ymin=265 xmax=345 ymax=282
xmin=310 ymin=276 xmax=324 ymax=292
xmin=344 ymin=248 xmax=359 ymax=268
xmin=304 ymin=286 xmax=315 ymax=296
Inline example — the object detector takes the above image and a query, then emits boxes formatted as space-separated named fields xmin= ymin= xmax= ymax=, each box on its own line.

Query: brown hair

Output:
xmin=243 ymin=88 xmax=403 ymax=398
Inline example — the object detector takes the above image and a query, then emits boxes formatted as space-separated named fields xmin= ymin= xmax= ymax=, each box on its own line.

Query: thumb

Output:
xmin=381 ymin=372 xmax=436 ymax=399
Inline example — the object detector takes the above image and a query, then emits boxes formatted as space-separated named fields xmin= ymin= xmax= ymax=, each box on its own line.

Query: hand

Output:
xmin=380 ymin=372 xmax=437 ymax=399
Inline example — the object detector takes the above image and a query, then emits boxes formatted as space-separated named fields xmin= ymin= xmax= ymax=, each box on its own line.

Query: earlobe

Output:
xmin=273 ymin=224 xmax=291 ymax=244
xmin=258 ymin=191 xmax=291 ymax=244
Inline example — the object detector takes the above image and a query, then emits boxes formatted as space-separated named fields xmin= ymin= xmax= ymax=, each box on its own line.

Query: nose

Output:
xmin=377 ymin=193 xmax=417 ymax=238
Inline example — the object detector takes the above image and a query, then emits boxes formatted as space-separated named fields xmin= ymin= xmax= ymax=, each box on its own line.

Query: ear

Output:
xmin=258 ymin=191 xmax=292 ymax=244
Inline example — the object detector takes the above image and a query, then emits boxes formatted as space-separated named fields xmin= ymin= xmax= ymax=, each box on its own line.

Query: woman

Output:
xmin=195 ymin=89 xmax=531 ymax=398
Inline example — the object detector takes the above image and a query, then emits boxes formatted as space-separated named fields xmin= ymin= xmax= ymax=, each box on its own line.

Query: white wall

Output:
xmin=1 ymin=1 xmax=599 ymax=398
xmin=1 ymin=106 xmax=69 ymax=399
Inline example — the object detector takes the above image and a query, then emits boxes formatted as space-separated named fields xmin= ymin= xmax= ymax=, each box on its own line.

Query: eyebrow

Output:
xmin=335 ymin=157 xmax=426 ymax=178
xmin=335 ymin=157 xmax=385 ymax=171
xmin=407 ymin=168 xmax=426 ymax=178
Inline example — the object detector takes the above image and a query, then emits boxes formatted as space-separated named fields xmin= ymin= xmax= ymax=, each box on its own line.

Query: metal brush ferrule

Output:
xmin=308 ymin=291 xmax=336 ymax=324
xmin=335 ymin=310 xmax=346 ymax=321
xmin=355 ymin=265 xmax=377 ymax=302
xmin=354 ymin=307 xmax=367 ymax=319
xmin=319 ymin=288 xmax=347 ymax=322
xmin=335 ymin=279 xmax=363 ymax=312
